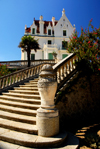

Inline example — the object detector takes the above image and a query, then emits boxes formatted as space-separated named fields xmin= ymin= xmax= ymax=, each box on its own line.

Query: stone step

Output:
xmin=0 ymin=99 xmax=40 ymax=110
xmin=0 ymin=104 xmax=37 ymax=116
xmin=0 ymin=95 xmax=41 ymax=104
xmin=14 ymin=87 xmax=38 ymax=91
xmin=25 ymin=81 xmax=38 ymax=84
xmin=0 ymin=110 xmax=36 ymax=124
xmin=19 ymin=84 xmax=38 ymax=87
xmin=9 ymin=90 xmax=39 ymax=95
xmin=24 ymin=82 xmax=38 ymax=86
xmin=29 ymin=79 xmax=38 ymax=82
xmin=0 ymin=128 xmax=67 ymax=148
xmin=0 ymin=118 xmax=38 ymax=134
xmin=2 ymin=93 xmax=40 ymax=99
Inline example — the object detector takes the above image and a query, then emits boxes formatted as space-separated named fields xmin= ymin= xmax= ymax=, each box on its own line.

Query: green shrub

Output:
xmin=68 ymin=19 xmax=100 ymax=74
xmin=0 ymin=64 xmax=10 ymax=77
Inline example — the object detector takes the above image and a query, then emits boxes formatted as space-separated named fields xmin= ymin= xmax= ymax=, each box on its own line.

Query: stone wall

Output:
xmin=56 ymin=74 xmax=100 ymax=131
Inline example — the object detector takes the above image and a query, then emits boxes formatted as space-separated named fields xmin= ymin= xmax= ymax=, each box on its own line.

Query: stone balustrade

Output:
xmin=53 ymin=53 xmax=77 ymax=84
xmin=0 ymin=62 xmax=54 ymax=92
xmin=0 ymin=53 xmax=77 ymax=93
xmin=43 ymin=43 xmax=57 ymax=49
xmin=0 ymin=59 xmax=55 ymax=68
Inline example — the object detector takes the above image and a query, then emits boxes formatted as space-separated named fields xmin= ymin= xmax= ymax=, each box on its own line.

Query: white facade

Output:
xmin=21 ymin=9 xmax=75 ymax=61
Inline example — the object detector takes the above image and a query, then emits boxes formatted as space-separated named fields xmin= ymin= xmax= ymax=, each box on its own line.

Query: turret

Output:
xmin=52 ymin=16 xmax=55 ymax=26
xmin=62 ymin=8 xmax=65 ymax=16
xmin=39 ymin=15 xmax=44 ymax=35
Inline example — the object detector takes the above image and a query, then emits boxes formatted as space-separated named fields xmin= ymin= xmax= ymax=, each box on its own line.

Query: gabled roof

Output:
xmin=25 ymin=20 xmax=58 ymax=34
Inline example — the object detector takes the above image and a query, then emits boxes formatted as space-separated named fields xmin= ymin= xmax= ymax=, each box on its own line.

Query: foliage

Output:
xmin=18 ymin=35 xmax=40 ymax=67
xmin=0 ymin=64 xmax=10 ymax=77
xmin=52 ymin=51 xmax=57 ymax=59
xmin=68 ymin=19 xmax=100 ymax=74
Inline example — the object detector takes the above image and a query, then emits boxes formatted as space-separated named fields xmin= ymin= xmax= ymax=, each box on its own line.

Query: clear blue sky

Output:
xmin=0 ymin=0 xmax=100 ymax=61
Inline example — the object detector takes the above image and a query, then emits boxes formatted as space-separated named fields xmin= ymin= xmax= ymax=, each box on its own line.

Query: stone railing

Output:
xmin=0 ymin=62 xmax=55 ymax=93
xmin=43 ymin=43 xmax=57 ymax=49
xmin=0 ymin=59 xmax=55 ymax=68
xmin=0 ymin=53 xmax=77 ymax=93
xmin=53 ymin=53 xmax=78 ymax=89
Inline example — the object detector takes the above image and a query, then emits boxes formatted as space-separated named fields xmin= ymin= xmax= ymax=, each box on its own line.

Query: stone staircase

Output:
xmin=0 ymin=78 xmax=67 ymax=148
xmin=0 ymin=54 xmax=80 ymax=148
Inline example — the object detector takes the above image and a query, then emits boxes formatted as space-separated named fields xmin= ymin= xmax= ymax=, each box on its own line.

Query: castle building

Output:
xmin=21 ymin=9 xmax=75 ymax=61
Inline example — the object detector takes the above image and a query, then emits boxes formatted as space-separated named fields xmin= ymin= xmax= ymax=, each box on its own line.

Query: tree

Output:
xmin=68 ymin=19 xmax=100 ymax=74
xmin=0 ymin=64 xmax=10 ymax=77
xmin=18 ymin=35 xmax=40 ymax=67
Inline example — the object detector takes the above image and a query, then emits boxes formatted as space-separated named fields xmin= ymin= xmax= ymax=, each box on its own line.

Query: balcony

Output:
xmin=43 ymin=43 xmax=58 ymax=49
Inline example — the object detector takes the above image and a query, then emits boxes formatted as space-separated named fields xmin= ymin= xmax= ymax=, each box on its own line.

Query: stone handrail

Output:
xmin=0 ymin=62 xmax=54 ymax=92
xmin=0 ymin=59 xmax=55 ymax=67
xmin=53 ymin=53 xmax=77 ymax=85
xmin=43 ymin=43 xmax=57 ymax=49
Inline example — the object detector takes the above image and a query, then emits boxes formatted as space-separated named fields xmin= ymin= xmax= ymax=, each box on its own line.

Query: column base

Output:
xmin=36 ymin=108 xmax=59 ymax=137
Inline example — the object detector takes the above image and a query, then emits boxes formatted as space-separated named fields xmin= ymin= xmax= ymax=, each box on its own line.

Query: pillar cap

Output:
xmin=40 ymin=64 xmax=56 ymax=77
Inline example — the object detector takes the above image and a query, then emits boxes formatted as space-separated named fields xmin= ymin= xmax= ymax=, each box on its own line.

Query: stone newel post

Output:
xmin=36 ymin=64 xmax=59 ymax=137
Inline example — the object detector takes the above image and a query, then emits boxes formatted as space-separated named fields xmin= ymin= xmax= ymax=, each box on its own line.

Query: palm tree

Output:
xmin=18 ymin=35 xmax=40 ymax=67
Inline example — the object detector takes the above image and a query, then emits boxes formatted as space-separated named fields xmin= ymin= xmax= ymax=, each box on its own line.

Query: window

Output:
xmin=62 ymin=41 xmax=68 ymax=49
xmin=31 ymin=54 xmax=35 ymax=60
xmin=32 ymin=28 xmax=35 ymax=34
xmin=48 ymin=53 xmax=53 ymax=59
xmin=63 ymin=30 xmax=66 ymax=36
xmin=48 ymin=40 xmax=52 ymax=44
xmin=48 ymin=29 xmax=51 ymax=35
xmin=62 ymin=54 xmax=68 ymax=59
xmin=42 ymin=51 xmax=44 ymax=59
xmin=52 ymin=30 xmax=54 ymax=36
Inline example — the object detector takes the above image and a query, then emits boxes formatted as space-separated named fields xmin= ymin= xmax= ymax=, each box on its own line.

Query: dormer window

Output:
xmin=63 ymin=30 xmax=66 ymax=36
xmin=32 ymin=28 xmax=35 ymax=34
xmin=48 ymin=29 xmax=51 ymax=35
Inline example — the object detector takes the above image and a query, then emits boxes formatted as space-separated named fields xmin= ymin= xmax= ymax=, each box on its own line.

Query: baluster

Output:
xmin=12 ymin=75 xmax=14 ymax=84
xmin=27 ymin=70 xmax=28 ymax=78
xmin=17 ymin=73 xmax=19 ymax=82
xmin=29 ymin=69 xmax=31 ymax=77
xmin=61 ymin=65 xmax=64 ymax=80
xmin=14 ymin=74 xmax=16 ymax=83
xmin=25 ymin=71 xmax=27 ymax=79
xmin=73 ymin=55 xmax=77 ymax=69
xmin=16 ymin=74 xmax=18 ymax=83
xmin=2 ymin=78 xmax=5 ymax=88
xmin=57 ymin=68 xmax=61 ymax=83
xmin=32 ymin=68 xmax=34 ymax=76
xmin=35 ymin=67 xmax=37 ymax=75
xmin=9 ymin=76 xmax=12 ymax=85
xmin=22 ymin=72 xmax=24 ymax=80
xmin=64 ymin=63 xmax=67 ymax=77
xmin=35 ymin=67 xmax=36 ymax=75
xmin=72 ymin=58 xmax=74 ymax=70
xmin=37 ymin=66 xmax=39 ymax=74
xmin=30 ymin=69 xmax=32 ymax=77
xmin=0 ymin=79 xmax=1 ymax=88
xmin=67 ymin=61 xmax=70 ymax=74
xmin=19 ymin=73 xmax=21 ymax=81
xmin=6 ymin=77 xmax=8 ymax=87
xmin=70 ymin=59 xmax=73 ymax=71
xmin=31 ymin=68 xmax=33 ymax=76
